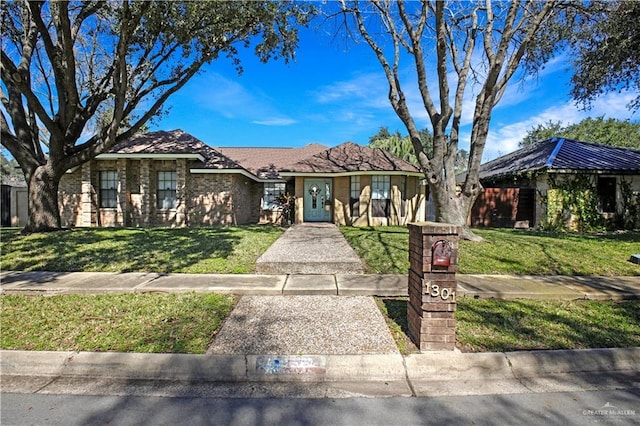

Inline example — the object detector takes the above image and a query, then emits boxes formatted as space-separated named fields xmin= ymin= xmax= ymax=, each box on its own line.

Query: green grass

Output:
xmin=0 ymin=293 xmax=236 ymax=353
xmin=2 ymin=225 xmax=639 ymax=354
xmin=341 ymin=227 xmax=640 ymax=276
xmin=378 ymin=297 xmax=640 ymax=354
xmin=0 ymin=226 xmax=284 ymax=274
xmin=2 ymin=293 xmax=638 ymax=355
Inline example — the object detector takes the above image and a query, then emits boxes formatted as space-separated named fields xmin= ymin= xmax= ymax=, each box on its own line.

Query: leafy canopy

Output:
xmin=519 ymin=117 xmax=640 ymax=148
xmin=570 ymin=1 xmax=640 ymax=112
xmin=368 ymin=126 xmax=468 ymax=173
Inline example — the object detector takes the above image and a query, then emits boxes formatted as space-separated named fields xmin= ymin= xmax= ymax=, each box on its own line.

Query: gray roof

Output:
xmin=480 ymin=138 xmax=640 ymax=181
xmin=1 ymin=174 xmax=26 ymax=187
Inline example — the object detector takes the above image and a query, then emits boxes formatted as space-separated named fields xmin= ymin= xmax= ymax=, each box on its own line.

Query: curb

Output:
xmin=2 ymin=347 xmax=638 ymax=385
xmin=0 ymin=351 xmax=407 ymax=383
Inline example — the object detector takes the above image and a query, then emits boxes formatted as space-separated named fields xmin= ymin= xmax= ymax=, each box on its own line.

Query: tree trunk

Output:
xmin=431 ymin=184 xmax=483 ymax=242
xmin=23 ymin=165 xmax=62 ymax=233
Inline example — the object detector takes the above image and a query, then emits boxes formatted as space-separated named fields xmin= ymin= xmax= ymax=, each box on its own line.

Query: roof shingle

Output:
xmin=281 ymin=142 xmax=422 ymax=174
xmin=107 ymin=130 xmax=242 ymax=170
xmin=108 ymin=131 xmax=423 ymax=180
xmin=217 ymin=144 xmax=328 ymax=179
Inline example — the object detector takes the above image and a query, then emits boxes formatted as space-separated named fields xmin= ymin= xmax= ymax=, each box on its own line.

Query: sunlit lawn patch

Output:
xmin=1 ymin=293 xmax=236 ymax=354
xmin=377 ymin=297 xmax=640 ymax=354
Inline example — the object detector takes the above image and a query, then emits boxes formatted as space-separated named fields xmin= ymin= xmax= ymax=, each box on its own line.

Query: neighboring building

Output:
xmin=471 ymin=137 xmax=640 ymax=229
xmin=58 ymin=129 xmax=426 ymax=228
xmin=1 ymin=174 xmax=27 ymax=227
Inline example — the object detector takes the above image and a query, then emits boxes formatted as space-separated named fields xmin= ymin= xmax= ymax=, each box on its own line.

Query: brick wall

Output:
xmin=58 ymin=159 xmax=263 ymax=228
xmin=59 ymin=169 xmax=83 ymax=227
xmin=407 ymin=222 xmax=461 ymax=351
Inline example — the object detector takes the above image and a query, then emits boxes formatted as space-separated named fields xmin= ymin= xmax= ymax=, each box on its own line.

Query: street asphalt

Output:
xmin=1 ymin=223 xmax=639 ymax=397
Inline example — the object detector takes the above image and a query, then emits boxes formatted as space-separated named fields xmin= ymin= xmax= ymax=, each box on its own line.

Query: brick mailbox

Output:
xmin=407 ymin=222 xmax=461 ymax=351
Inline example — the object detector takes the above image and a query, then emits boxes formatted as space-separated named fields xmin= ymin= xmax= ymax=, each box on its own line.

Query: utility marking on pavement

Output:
xmin=256 ymin=355 xmax=326 ymax=376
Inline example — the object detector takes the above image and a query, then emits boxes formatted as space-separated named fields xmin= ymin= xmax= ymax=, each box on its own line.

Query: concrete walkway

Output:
xmin=255 ymin=223 xmax=364 ymax=274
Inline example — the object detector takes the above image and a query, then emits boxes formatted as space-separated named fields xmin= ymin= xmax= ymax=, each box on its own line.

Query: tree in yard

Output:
xmin=1 ymin=1 xmax=313 ymax=232
xmin=368 ymin=125 xmax=431 ymax=164
xmin=337 ymin=1 xmax=580 ymax=240
xmin=570 ymin=1 xmax=640 ymax=112
xmin=519 ymin=117 xmax=640 ymax=149
xmin=368 ymin=126 xmax=468 ymax=173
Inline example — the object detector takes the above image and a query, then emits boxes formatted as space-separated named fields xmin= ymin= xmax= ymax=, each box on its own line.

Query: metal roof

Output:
xmin=480 ymin=138 xmax=640 ymax=181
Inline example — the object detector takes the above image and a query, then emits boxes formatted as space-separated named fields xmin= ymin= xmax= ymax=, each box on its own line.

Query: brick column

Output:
xmin=175 ymin=159 xmax=187 ymax=226
xmin=407 ymin=222 xmax=461 ymax=351
xmin=117 ymin=159 xmax=127 ymax=226
xmin=80 ymin=162 xmax=94 ymax=227
xmin=140 ymin=159 xmax=150 ymax=226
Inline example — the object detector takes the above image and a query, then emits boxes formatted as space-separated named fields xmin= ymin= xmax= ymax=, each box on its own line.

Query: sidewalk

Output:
xmin=2 ymin=270 xmax=639 ymax=300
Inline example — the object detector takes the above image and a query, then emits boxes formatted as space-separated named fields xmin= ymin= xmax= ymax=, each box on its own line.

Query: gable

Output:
xmin=280 ymin=142 xmax=422 ymax=175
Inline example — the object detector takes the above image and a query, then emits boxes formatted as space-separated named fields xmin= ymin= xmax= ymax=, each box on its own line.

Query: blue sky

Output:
xmin=153 ymin=24 xmax=639 ymax=162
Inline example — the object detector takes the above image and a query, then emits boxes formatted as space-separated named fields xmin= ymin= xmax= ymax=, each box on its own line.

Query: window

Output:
xmin=371 ymin=175 xmax=390 ymax=217
xmin=263 ymin=182 xmax=286 ymax=210
xmin=99 ymin=171 xmax=117 ymax=208
xmin=597 ymin=177 xmax=616 ymax=213
xmin=350 ymin=176 xmax=360 ymax=217
xmin=157 ymin=171 xmax=177 ymax=210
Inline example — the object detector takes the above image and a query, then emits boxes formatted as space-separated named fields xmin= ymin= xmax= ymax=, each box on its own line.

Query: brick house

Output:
xmin=471 ymin=138 xmax=640 ymax=229
xmin=59 ymin=129 xmax=426 ymax=227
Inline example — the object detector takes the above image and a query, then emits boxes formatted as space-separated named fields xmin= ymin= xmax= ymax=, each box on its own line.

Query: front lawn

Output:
xmin=3 ymin=293 xmax=637 ymax=354
xmin=341 ymin=227 xmax=640 ymax=276
xmin=378 ymin=297 xmax=640 ymax=354
xmin=0 ymin=226 xmax=284 ymax=274
xmin=0 ymin=293 xmax=236 ymax=354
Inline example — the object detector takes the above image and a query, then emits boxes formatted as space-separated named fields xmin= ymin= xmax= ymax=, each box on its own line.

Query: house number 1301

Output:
xmin=429 ymin=284 xmax=456 ymax=301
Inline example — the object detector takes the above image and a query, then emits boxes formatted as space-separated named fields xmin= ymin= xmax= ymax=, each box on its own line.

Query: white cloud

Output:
xmin=313 ymin=72 xmax=390 ymax=109
xmin=187 ymin=72 xmax=296 ymax=125
xmin=251 ymin=117 xmax=298 ymax=126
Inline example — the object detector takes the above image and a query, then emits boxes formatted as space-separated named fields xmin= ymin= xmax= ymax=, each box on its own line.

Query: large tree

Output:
xmin=519 ymin=117 xmax=640 ymax=148
xmin=1 ymin=1 xmax=312 ymax=232
xmin=570 ymin=1 xmax=640 ymax=112
xmin=337 ymin=0 xmax=579 ymax=240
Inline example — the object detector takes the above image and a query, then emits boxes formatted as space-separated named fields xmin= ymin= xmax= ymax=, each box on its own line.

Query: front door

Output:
xmin=303 ymin=178 xmax=332 ymax=222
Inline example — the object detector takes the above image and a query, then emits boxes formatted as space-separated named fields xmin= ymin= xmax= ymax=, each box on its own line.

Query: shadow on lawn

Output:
xmin=0 ymin=226 xmax=281 ymax=273
xmin=455 ymin=298 xmax=640 ymax=352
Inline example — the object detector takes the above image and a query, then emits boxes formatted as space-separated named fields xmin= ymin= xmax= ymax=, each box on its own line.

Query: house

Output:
xmin=58 ymin=129 xmax=426 ymax=228
xmin=471 ymin=137 xmax=640 ymax=229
